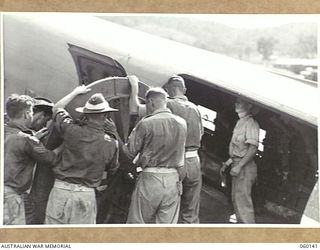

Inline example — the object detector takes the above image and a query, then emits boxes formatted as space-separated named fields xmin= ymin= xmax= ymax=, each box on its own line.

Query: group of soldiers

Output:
xmin=4 ymin=74 xmax=260 ymax=225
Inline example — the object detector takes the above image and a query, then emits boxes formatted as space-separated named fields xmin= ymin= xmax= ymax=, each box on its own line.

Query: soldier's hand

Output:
xmin=96 ymin=184 xmax=108 ymax=192
xmin=34 ymin=127 xmax=48 ymax=140
xmin=230 ymin=164 xmax=241 ymax=177
xmin=73 ymin=85 xmax=91 ymax=95
xmin=177 ymin=166 xmax=187 ymax=181
xmin=128 ymin=75 xmax=139 ymax=95
xmin=104 ymin=118 xmax=118 ymax=137
xmin=220 ymin=162 xmax=227 ymax=176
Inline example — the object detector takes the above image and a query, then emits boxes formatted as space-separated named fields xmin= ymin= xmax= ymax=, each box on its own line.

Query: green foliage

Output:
xmin=257 ymin=37 xmax=278 ymax=61
xmin=295 ymin=35 xmax=317 ymax=58
xmin=99 ymin=16 xmax=317 ymax=62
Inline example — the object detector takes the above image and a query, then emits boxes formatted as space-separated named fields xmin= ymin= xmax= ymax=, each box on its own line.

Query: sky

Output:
xmin=192 ymin=14 xmax=319 ymax=29
xmin=99 ymin=13 xmax=319 ymax=29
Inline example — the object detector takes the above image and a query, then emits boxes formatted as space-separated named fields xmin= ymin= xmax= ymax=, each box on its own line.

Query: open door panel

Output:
xmin=45 ymin=76 xmax=149 ymax=148
xmin=65 ymin=77 xmax=148 ymax=141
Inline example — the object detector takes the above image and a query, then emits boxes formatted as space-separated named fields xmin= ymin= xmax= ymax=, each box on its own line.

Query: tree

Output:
xmin=296 ymin=34 xmax=317 ymax=58
xmin=257 ymin=37 xmax=277 ymax=61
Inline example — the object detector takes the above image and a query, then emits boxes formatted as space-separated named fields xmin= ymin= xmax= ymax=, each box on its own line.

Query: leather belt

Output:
xmin=54 ymin=179 xmax=93 ymax=192
xmin=143 ymin=167 xmax=177 ymax=174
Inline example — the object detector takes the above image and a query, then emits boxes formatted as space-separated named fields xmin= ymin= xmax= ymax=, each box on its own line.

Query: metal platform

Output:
xmin=200 ymin=183 xmax=293 ymax=224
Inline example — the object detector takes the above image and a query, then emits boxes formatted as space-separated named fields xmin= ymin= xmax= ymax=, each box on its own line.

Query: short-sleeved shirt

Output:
xmin=229 ymin=113 xmax=259 ymax=158
xmin=167 ymin=96 xmax=203 ymax=151
xmin=138 ymin=96 xmax=203 ymax=151
xmin=4 ymin=122 xmax=58 ymax=194
xmin=124 ymin=108 xmax=187 ymax=169
xmin=52 ymin=109 xmax=119 ymax=188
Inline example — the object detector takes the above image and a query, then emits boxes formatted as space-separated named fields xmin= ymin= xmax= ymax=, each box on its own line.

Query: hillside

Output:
xmin=99 ymin=15 xmax=317 ymax=63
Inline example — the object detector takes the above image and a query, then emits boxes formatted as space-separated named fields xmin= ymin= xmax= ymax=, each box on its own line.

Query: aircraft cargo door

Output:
xmin=67 ymin=44 xmax=149 ymax=141
xmin=68 ymin=44 xmax=127 ymax=85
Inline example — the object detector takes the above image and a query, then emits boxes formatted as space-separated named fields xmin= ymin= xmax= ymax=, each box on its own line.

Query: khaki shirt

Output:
xmin=138 ymin=96 xmax=203 ymax=151
xmin=53 ymin=109 xmax=119 ymax=188
xmin=4 ymin=122 xmax=58 ymax=194
xmin=124 ymin=108 xmax=187 ymax=169
xmin=167 ymin=96 xmax=203 ymax=151
xmin=229 ymin=114 xmax=259 ymax=158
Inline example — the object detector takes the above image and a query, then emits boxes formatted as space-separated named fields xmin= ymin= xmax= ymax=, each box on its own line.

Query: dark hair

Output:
xmin=6 ymin=94 xmax=34 ymax=119
xmin=33 ymin=105 xmax=53 ymax=117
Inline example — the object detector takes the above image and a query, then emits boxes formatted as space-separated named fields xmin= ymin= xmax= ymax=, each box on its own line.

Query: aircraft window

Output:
xmin=68 ymin=44 xmax=127 ymax=85
xmin=197 ymin=105 xmax=217 ymax=132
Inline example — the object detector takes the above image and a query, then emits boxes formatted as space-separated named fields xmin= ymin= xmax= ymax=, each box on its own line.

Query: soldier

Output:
xmin=45 ymin=86 xmax=119 ymax=224
xmin=25 ymin=97 xmax=56 ymax=224
xmin=123 ymin=87 xmax=187 ymax=223
xmin=163 ymin=76 xmax=204 ymax=223
xmin=4 ymin=94 xmax=59 ymax=225
xmin=30 ymin=97 xmax=54 ymax=132
xmin=220 ymin=98 xmax=259 ymax=224
xmin=128 ymin=75 xmax=203 ymax=223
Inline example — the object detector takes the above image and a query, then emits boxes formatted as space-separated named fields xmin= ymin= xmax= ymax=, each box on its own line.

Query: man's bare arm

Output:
xmin=52 ymin=85 xmax=91 ymax=114
xmin=128 ymin=75 xmax=146 ymax=115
